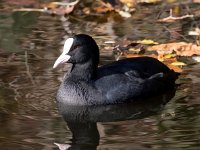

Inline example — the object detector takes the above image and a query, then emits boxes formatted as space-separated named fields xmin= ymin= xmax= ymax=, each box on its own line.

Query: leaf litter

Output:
xmin=11 ymin=0 xmax=200 ymax=73
xmin=111 ymin=38 xmax=200 ymax=72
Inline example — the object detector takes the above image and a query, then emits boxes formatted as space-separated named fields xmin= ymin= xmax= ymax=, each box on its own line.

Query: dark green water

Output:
xmin=0 ymin=1 xmax=200 ymax=150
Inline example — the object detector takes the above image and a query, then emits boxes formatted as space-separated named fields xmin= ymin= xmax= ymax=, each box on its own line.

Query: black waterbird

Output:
xmin=53 ymin=34 xmax=179 ymax=105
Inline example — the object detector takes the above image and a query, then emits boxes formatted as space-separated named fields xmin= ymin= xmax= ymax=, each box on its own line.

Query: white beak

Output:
xmin=53 ymin=54 xmax=71 ymax=68
xmin=53 ymin=38 xmax=74 ymax=68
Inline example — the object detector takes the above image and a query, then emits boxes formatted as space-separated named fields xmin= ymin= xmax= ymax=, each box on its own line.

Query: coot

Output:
xmin=53 ymin=34 xmax=179 ymax=105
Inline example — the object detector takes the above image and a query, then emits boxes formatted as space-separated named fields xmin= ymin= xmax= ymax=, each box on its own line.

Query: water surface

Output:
xmin=0 ymin=1 xmax=200 ymax=150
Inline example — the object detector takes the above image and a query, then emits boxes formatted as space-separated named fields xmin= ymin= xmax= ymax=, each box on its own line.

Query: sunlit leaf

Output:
xmin=147 ymin=42 xmax=200 ymax=56
xmin=94 ymin=7 xmax=113 ymax=13
xmin=45 ymin=2 xmax=58 ymax=9
xmin=192 ymin=56 xmax=200 ymax=62
xmin=164 ymin=54 xmax=176 ymax=59
xmin=137 ymin=39 xmax=159 ymax=45
xmin=158 ymin=54 xmax=177 ymax=62
xmin=171 ymin=61 xmax=186 ymax=66
xmin=188 ymin=31 xmax=200 ymax=36
xmin=193 ymin=0 xmax=200 ymax=3
xmin=167 ymin=64 xmax=183 ymax=72
xmin=124 ymin=54 xmax=142 ymax=58
xmin=138 ymin=0 xmax=161 ymax=3
xmin=118 ymin=10 xmax=131 ymax=18
xmin=104 ymin=41 xmax=115 ymax=44
xmin=189 ymin=28 xmax=200 ymax=36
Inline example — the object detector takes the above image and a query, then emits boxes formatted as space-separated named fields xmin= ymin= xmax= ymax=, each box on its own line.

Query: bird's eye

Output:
xmin=72 ymin=44 xmax=82 ymax=51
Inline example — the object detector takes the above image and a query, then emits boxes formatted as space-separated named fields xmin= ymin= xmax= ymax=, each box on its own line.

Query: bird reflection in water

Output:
xmin=54 ymin=89 xmax=176 ymax=150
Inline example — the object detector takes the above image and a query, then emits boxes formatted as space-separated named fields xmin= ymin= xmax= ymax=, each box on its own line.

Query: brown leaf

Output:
xmin=157 ymin=54 xmax=177 ymax=62
xmin=124 ymin=54 xmax=143 ymax=58
xmin=147 ymin=42 xmax=200 ymax=56
xmin=94 ymin=6 xmax=113 ymax=13
xmin=93 ymin=1 xmax=114 ymax=13
xmin=118 ymin=51 xmax=183 ymax=73
xmin=193 ymin=0 xmax=200 ymax=3
xmin=118 ymin=10 xmax=132 ymax=18
xmin=167 ymin=64 xmax=183 ymax=73
xmin=44 ymin=2 xmax=58 ymax=9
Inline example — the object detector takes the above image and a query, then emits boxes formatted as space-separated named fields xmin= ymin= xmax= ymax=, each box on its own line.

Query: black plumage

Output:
xmin=53 ymin=34 xmax=179 ymax=105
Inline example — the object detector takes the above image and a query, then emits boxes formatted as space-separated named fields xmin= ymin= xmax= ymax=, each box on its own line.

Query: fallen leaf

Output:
xmin=94 ymin=6 xmax=113 ymax=13
xmin=157 ymin=54 xmax=177 ymax=62
xmin=192 ymin=56 xmax=200 ymax=62
xmin=138 ymin=0 xmax=161 ymax=3
xmin=188 ymin=28 xmax=200 ymax=36
xmin=147 ymin=42 xmax=200 ymax=56
xmin=171 ymin=61 xmax=186 ymax=66
xmin=115 ymin=41 xmax=185 ymax=73
xmin=193 ymin=0 xmax=200 ymax=3
xmin=118 ymin=10 xmax=132 ymax=18
xmin=124 ymin=54 xmax=143 ymax=58
xmin=82 ymin=7 xmax=91 ymax=14
xmin=92 ymin=0 xmax=114 ymax=13
xmin=163 ymin=54 xmax=176 ymax=59
xmin=104 ymin=41 xmax=115 ymax=44
xmin=167 ymin=64 xmax=183 ymax=73
xmin=44 ymin=2 xmax=58 ymax=9
xmin=136 ymin=39 xmax=159 ymax=45
xmin=188 ymin=31 xmax=200 ymax=36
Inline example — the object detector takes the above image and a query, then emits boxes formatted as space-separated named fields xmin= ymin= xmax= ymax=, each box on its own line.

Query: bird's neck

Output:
xmin=68 ymin=60 xmax=97 ymax=81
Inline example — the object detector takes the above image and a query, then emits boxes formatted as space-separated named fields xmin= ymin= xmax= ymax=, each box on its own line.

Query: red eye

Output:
xmin=72 ymin=44 xmax=82 ymax=51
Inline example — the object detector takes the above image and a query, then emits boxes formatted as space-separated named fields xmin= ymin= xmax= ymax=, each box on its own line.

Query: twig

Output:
xmin=25 ymin=51 xmax=35 ymax=85
xmin=158 ymin=9 xmax=194 ymax=22
xmin=13 ymin=8 xmax=46 ymax=12
xmin=9 ymin=77 xmax=21 ymax=101
xmin=51 ymin=0 xmax=80 ymax=6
